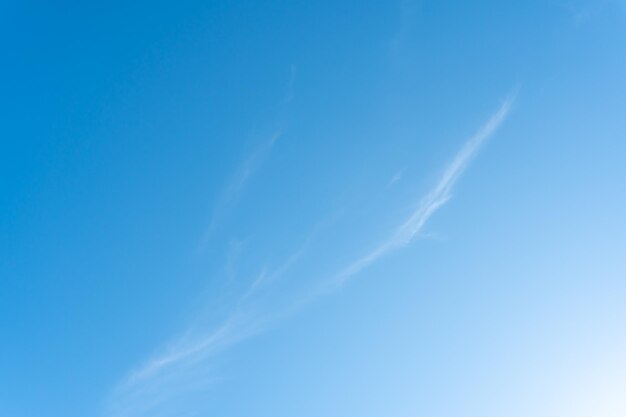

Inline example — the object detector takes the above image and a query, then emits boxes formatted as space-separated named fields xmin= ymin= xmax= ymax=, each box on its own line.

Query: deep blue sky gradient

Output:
xmin=2 ymin=1 xmax=626 ymax=416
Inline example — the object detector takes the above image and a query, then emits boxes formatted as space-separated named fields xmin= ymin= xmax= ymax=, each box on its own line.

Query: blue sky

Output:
xmin=2 ymin=1 xmax=626 ymax=416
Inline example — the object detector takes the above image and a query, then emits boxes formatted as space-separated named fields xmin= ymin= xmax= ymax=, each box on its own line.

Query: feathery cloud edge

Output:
xmin=332 ymin=92 xmax=516 ymax=286
xmin=106 ymin=91 xmax=517 ymax=416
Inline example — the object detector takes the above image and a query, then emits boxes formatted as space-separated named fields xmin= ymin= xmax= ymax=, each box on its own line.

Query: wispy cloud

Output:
xmin=333 ymin=92 xmax=516 ymax=286
xmin=106 ymin=309 xmax=268 ymax=417
xmin=201 ymin=129 xmax=282 ymax=246
xmin=200 ymin=66 xmax=297 ymax=247
xmin=106 ymin=226 xmax=319 ymax=417
xmin=284 ymin=64 xmax=297 ymax=106
xmin=388 ymin=169 xmax=405 ymax=186
xmin=105 ymin=92 xmax=516 ymax=417
xmin=389 ymin=0 xmax=420 ymax=55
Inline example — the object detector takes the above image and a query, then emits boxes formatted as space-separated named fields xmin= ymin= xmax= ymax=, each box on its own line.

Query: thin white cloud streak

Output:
xmin=107 ymin=310 xmax=267 ymax=417
xmin=388 ymin=170 xmax=404 ymax=186
xmin=201 ymin=65 xmax=296 ymax=247
xmin=389 ymin=0 xmax=419 ymax=56
xmin=125 ymin=219 xmax=320 ymax=382
xmin=333 ymin=93 xmax=516 ymax=286
xmin=106 ymin=93 xmax=515 ymax=417
xmin=107 ymin=303 xmax=269 ymax=417
xmin=284 ymin=64 xmax=297 ymax=106
xmin=106 ymin=229 xmax=318 ymax=417
xmin=106 ymin=70 xmax=305 ymax=417
xmin=239 ymin=236 xmax=310 ymax=303
xmin=201 ymin=130 xmax=282 ymax=245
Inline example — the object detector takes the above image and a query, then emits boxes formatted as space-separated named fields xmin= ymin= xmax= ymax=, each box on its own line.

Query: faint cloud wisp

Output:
xmin=105 ymin=91 xmax=516 ymax=417
xmin=200 ymin=129 xmax=282 ymax=246
xmin=333 ymin=92 xmax=516 ymax=286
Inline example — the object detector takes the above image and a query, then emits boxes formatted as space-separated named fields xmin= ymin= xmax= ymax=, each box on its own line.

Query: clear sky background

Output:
xmin=2 ymin=1 xmax=626 ymax=416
